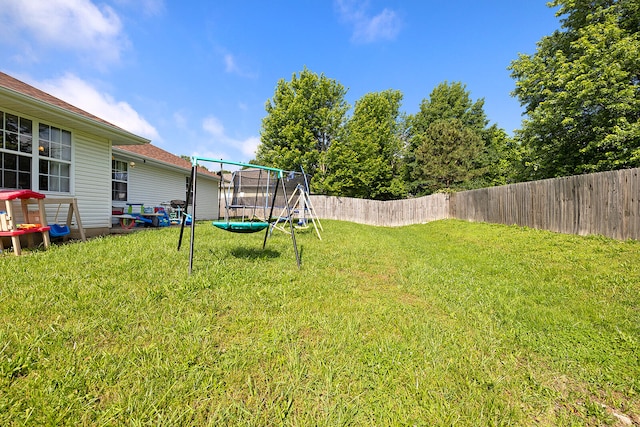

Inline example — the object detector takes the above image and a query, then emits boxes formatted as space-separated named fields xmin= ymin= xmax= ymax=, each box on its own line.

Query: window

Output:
xmin=38 ymin=123 xmax=71 ymax=192
xmin=0 ymin=109 xmax=73 ymax=192
xmin=112 ymin=159 xmax=128 ymax=201
xmin=0 ymin=110 xmax=33 ymax=189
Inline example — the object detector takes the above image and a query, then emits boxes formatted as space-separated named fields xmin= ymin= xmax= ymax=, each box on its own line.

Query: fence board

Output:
xmin=309 ymin=193 xmax=449 ymax=227
xmin=309 ymin=167 xmax=640 ymax=240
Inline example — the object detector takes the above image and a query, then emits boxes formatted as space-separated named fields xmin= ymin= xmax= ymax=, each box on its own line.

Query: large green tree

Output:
xmin=255 ymin=68 xmax=349 ymax=185
xmin=406 ymin=82 xmax=509 ymax=195
xmin=410 ymin=82 xmax=489 ymax=135
xmin=320 ymin=90 xmax=406 ymax=200
xmin=510 ymin=0 xmax=640 ymax=179
xmin=411 ymin=118 xmax=485 ymax=194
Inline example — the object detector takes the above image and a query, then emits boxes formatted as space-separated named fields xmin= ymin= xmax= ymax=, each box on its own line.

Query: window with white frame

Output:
xmin=0 ymin=109 xmax=73 ymax=192
xmin=38 ymin=123 xmax=71 ymax=192
xmin=112 ymin=159 xmax=128 ymax=201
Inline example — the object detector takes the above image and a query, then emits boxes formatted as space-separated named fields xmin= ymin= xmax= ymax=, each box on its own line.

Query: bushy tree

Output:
xmin=406 ymin=81 xmax=510 ymax=195
xmin=510 ymin=0 xmax=640 ymax=179
xmin=410 ymin=81 xmax=488 ymax=136
xmin=255 ymin=68 xmax=349 ymax=185
xmin=321 ymin=90 xmax=406 ymax=200
xmin=412 ymin=118 xmax=485 ymax=193
xmin=472 ymin=125 xmax=519 ymax=188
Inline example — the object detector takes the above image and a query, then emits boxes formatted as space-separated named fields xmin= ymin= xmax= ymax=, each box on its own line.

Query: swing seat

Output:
xmin=212 ymin=221 xmax=270 ymax=233
xmin=49 ymin=224 xmax=70 ymax=237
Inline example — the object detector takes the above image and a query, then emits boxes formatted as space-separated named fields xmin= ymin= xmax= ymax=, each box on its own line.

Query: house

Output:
xmin=0 ymin=71 xmax=218 ymax=239
xmin=112 ymin=144 xmax=219 ymax=223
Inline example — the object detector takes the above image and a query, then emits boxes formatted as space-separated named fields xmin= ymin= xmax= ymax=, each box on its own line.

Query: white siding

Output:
xmin=0 ymin=113 xmax=111 ymax=231
xmin=123 ymin=160 xmax=219 ymax=220
xmin=190 ymin=175 xmax=219 ymax=220
xmin=74 ymin=133 xmax=112 ymax=228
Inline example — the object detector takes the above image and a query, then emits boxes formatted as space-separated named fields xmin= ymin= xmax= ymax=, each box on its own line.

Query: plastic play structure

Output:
xmin=49 ymin=202 xmax=71 ymax=238
xmin=177 ymin=157 xmax=301 ymax=273
xmin=161 ymin=199 xmax=189 ymax=225
xmin=113 ymin=203 xmax=172 ymax=229
xmin=0 ymin=190 xmax=86 ymax=255
xmin=0 ymin=190 xmax=50 ymax=255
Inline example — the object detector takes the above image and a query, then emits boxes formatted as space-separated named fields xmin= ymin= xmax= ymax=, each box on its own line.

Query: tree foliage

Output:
xmin=510 ymin=0 xmax=640 ymax=179
xmin=320 ymin=90 xmax=406 ymax=200
xmin=406 ymin=82 xmax=510 ymax=195
xmin=255 ymin=68 xmax=349 ymax=183
xmin=410 ymin=81 xmax=489 ymax=137
xmin=472 ymin=125 xmax=518 ymax=188
xmin=255 ymin=74 xmax=517 ymax=199
xmin=411 ymin=119 xmax=485 ymax=193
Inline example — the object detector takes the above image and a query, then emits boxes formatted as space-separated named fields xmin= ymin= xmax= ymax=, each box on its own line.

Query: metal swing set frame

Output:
xmin=177 ymin=157 xmax=301 ymax=273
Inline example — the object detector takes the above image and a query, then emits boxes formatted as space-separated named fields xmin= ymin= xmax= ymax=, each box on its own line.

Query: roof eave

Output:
xmin=112 ymin=147 xmax=219 ymax=181
xmin=0 ymin=86 xmax=150 ymax=146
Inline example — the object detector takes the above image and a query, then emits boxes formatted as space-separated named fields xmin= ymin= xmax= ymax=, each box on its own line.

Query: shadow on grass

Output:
xmin=230 ymin=247 xmax=281 ymax=260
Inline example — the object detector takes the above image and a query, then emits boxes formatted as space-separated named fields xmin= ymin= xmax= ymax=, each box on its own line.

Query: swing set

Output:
xmin=177 ymin=157 xmax=301 ymax=273
xmin=270 ymin=170 xmax=323 ymax=240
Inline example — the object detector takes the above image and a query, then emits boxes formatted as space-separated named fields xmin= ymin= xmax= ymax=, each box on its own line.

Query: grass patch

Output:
xmin=1 ymin=220 xmax=639 ymax=425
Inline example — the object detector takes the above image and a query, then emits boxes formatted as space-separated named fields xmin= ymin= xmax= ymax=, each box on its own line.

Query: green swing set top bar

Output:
xmin=191 ymin=156 xmax=285 ymax=178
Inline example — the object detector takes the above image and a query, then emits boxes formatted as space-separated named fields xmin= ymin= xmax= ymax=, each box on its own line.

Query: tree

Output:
xmin=406 ymin=82 xmax=508 ymax=195
xmin=410 ymin=82 xmax=488 ymax=136
xmin=509 ymin=0 xmax=640 ymax=179
xmin=411 ymin=119 xmax=485 ymax=194
xmin=321 ymin=90 xmax=406 ymax=200
xmin=471 ymin=125 xmax=522 ymax=188
xmin=255 ymin=68 xmax=349 ymax=186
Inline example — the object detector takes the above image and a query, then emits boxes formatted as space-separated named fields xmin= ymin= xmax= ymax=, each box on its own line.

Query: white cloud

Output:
xmin=354 ymin=8 xmax=401 ymax=43
xmin=0 ymin=0 xmax=127 ymax=65
xmin=202 ymin=115 xmax=260 ymax=158
xmin=8 ymin=45 xmax=40 ymax=65
xmin=36 ymin=73 xmax=160 ymax=140
xmin=218 ymin=49 xmax=257 ymax=78
xmin=224 ymin=54 xmax=240 ymax=74
xmin=240 ymin=136 xmax=260 ymax=157
xmin=335 ymin=0 xmax=402 ymax=43
xmin=203 ymin=116 xmax=225 ymax=137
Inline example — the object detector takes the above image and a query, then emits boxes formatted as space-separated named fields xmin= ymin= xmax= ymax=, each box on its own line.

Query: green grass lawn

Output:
xmin=1 ymin=220 xmax=639 ymax=426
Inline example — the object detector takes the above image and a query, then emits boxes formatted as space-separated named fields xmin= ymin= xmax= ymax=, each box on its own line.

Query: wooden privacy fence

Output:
xmin=309 ymin=167 xmax=640 ymax=241
xmin=451 ymin=167 xmax=640 ymax=241
xmin=309 ymin=193 xmax=449 ymax=227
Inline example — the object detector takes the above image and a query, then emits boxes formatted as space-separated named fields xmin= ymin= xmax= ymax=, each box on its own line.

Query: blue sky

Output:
xmin=0 ymin=0 xmax=561 ymax=165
